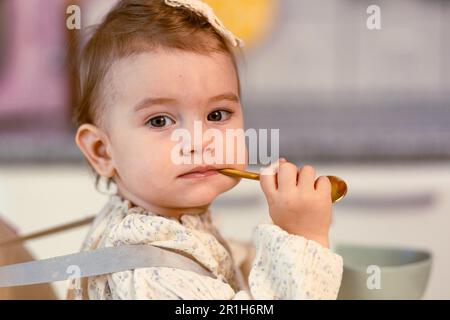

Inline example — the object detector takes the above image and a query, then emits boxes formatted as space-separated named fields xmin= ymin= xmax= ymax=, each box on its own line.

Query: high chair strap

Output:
xmin=0 ymin=244 xmax=217 ymax=287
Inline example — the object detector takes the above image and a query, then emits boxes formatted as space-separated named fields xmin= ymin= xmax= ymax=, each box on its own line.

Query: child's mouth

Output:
xmin=178 ymin=165 xmax=221 ymax=179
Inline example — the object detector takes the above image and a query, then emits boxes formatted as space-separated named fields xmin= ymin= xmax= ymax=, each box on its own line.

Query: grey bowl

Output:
xmin=335 ymin=244 xmax=432 ymax=300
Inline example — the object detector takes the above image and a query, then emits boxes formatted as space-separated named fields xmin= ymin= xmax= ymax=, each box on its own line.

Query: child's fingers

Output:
xmin=259 ymin=159 xmax=282 ymax=198
xmin=277 ymin=162 xmax=298 ymax=192
xmin=260 ymin=170 xmax=276 ymax=198
xmin=315 ymin=176 xmax=332 ymax=197
xmin=297 ymin=165 xmax=316 ymax=190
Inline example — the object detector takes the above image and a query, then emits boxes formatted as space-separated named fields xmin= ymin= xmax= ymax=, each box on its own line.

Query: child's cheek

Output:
xmin=222 ymin=130 xmax=247 ymax=167
xmin=123 ymin=136 xmax=168 ymax=174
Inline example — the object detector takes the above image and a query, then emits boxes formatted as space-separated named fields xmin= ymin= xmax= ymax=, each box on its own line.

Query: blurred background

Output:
xmin=0 ymin=0 xmax=449 ymax=299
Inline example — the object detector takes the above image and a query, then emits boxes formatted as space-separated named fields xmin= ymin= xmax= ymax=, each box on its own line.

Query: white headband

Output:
xmin=164 ymin=0 xmax=245 ymax=48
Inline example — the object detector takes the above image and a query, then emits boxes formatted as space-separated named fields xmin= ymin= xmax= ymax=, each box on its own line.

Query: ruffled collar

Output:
xmin=109 ymin=193 xmax=215 ymax=233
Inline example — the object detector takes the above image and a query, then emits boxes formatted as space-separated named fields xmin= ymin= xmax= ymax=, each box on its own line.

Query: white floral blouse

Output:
xmin=67 ymin=194 xmax=343 ymax=300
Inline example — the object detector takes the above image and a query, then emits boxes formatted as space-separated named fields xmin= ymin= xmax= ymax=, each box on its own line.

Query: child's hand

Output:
xmin=259 ymin=158 xmax=332 ymax=248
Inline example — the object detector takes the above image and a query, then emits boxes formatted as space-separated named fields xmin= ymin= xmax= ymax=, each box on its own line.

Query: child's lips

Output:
xmin=178 ymin=169 xmax=219 ymax=179
xmin=178 ymin=165 xmax=222 ymax=179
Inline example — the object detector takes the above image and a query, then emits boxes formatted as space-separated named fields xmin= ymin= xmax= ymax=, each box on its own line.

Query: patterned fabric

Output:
xmin=67 ymin=194 xmax=343 ymax=300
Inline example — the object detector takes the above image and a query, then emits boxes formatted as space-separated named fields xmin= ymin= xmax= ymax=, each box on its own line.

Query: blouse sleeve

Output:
xmin=106 ymin=223 xmax=342 ymax=300
xmin=248 ymin=224 xmax=343 ymax=300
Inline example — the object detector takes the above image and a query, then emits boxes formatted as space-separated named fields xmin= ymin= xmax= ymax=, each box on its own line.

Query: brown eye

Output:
xmin=146 ymin=115 xmax=175 ymax=128
xmin=207 ymin=110 xmax=232 ymax=122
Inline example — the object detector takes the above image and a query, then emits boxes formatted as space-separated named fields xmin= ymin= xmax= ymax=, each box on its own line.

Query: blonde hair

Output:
xmin=72 ymin=0 xmax=242 ymax=192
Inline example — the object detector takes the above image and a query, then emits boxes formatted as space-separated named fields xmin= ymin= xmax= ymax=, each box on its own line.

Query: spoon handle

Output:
xmin=218 ymin=168 xmax=348 ymax=203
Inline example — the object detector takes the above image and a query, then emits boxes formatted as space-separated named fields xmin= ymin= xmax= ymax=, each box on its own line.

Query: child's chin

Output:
xmin=179 ymin=185 xmax=229 ymax=206
xmin=182 ymin=191 xmax=220 ymax=206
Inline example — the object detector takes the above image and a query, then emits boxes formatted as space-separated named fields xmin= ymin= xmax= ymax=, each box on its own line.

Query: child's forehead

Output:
xmin=105 ymin=50 xmax=239 ymax=105
xmin=109 ymin=49 xmax=236 ymax=78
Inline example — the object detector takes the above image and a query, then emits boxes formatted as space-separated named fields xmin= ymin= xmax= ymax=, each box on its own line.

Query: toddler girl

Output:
xmin=68 ymin=0 xmax=343 ymax=300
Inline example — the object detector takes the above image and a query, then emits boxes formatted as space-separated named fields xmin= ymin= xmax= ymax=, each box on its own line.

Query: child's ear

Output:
xmin=75 ymin=124 xmax=115 ymax=178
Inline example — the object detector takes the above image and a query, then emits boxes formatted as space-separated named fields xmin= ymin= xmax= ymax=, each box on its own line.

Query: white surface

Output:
xmin=0 ymin=162 xmax=449 ymax=299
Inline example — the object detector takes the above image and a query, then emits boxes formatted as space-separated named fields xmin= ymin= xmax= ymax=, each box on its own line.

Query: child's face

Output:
xmin=101 ymin=49 xmax=246 ymax=217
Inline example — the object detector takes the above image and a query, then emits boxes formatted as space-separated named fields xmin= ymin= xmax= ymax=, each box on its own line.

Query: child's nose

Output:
xmin=179 ymin=123 xmax=215 ymax=156
xmin=180 ymin=135 xmax=214 ymax=156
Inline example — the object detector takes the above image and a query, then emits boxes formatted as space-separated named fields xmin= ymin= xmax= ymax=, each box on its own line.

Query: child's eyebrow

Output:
xmin=208 ymin=92 xmax=240 ymax=104
xmin=133 ymin=97 xmax=177 ymax=112
xmin=133 ymin=93 xmax=240 ymax=112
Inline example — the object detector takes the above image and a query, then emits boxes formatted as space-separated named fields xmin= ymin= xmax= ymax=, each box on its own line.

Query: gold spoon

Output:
xmin=0 ymin=168 xmax=347 ymax=247
xmin=218 ymin=168 xmax=348 ymax=203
